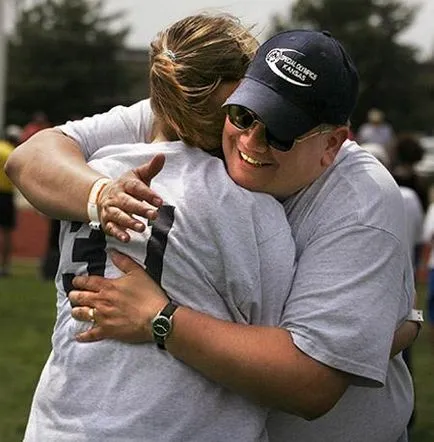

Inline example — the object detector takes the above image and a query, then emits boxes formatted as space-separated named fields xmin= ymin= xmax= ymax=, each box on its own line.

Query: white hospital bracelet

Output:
xmin=87 ymin=177 xmax=112 ymax=230
xmin=407 ymin=309 xmax=424 ymax=323
xmin=406 ymin=309 xmax=424 ymax=339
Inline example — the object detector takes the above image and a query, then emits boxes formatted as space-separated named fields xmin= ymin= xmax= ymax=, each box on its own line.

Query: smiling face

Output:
xmin=222 ymin=116 xmax=348 ymax=198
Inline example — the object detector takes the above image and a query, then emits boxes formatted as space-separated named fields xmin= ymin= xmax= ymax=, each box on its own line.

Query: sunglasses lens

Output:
xmin=227 ymin=105 xmax=255 ymax=130
xmin=226 ymin=105 xmax=293 ymax=151
xmin=266 ymin=129 xmax=293 ymax=151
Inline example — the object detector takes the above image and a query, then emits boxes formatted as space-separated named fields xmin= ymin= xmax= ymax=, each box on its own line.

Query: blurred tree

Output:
xmin=6 ymin=0 xmax=131 ymax=125
xmin=269 ymin=0 xmax=433 ymax=133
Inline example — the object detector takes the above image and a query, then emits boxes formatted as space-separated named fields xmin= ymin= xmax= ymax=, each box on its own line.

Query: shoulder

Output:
xmin=88 ymin=142 xmax=146 ymax=162
xmin=184 ymin=154 xmax=288 ymax=236
xmin=95 ymin=99 xmax=153 ymax=138
xmin=336 ymin=141 xmax=400 ymax=198
xmin=88 ymin=142 xmax=176 ymax=175
xmin=58 ymin=99 xmax=153 ymax=143
xmin=94 ymin=99 xmax=152 ymax=123
xmin=122 ymin=99 xmax=154 ymax=137
xmin=312 ymin=141 xmax=406 ymax=234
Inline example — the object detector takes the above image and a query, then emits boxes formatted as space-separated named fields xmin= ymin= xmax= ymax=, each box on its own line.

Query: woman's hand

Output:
xmin=69 ymin=250 xmax=168 ymax=343
xmin=98 ymin=154 xmax=166 ymax=242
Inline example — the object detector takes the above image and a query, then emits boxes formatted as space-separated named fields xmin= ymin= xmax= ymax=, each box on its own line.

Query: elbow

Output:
xmin=5 ymin=143 xmax=30 ymax=184
xmin=298 ymin=404 xmax=333 ymax=421
xmin=283 ymin=398 xmax=338 ymax=421
xmin=4 ymin=150 xmax=20 ymax=182
xmin=277 ymin=384 xmax=346 ymax=421
xmin=5 ymin=128 xmax=55 ymax=182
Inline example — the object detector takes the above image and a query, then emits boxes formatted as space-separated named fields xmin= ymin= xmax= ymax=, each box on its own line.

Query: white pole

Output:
xmin=0 ymin=0 xmax=6 ymax=135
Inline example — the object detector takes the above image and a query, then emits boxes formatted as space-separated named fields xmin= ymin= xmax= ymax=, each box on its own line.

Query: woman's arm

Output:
xmin=5 ymin=100 xmax=165 ymax=239
xmin=5 ymin=128 xmax=102 ymax=221
xmin=390 ymin=319 xmax=420 ymax=357
xmin=69 ymin=251 xmax=350 ymax=420
xmin=69 ymin=250 xmax=418 ymax=417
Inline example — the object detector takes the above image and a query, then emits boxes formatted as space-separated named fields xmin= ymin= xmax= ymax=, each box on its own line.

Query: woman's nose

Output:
xmin=239 ymin=123 xmax=269 ymax=153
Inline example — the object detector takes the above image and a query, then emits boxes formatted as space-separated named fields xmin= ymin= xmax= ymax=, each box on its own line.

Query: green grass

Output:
xmin=0 ymin=262 xmax=433 ymax=441
xmin=411 ymin=320 xmax=434 ymax=441
xmin=0 ymin=262 xmax=56 ymax=441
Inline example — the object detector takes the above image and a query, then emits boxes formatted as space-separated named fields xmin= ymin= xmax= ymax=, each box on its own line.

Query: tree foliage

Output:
xmin=270 ymin=0 xmax=433 ymax=132
xmin=6 ymin=0 xmax=131 ymax=125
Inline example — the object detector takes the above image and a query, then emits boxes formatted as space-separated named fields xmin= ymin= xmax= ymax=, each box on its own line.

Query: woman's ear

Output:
xmin=321 ymin=126 xmax=349 ymax=167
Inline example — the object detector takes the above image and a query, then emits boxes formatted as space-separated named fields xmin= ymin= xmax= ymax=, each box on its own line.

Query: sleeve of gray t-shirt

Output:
xmin=280 ymin=224 xmax=412 ymax=387
xmin=57 ymin=99 xmax=154 ymax=160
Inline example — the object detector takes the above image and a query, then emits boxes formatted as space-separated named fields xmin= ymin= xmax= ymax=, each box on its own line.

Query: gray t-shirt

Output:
xmin=24 ymin=141 xmax=295 ymax=441
xmin=268 ymin=140 xmax=414 ymax=442
xmin=59 ymin=99 xmax=154 ymax=159
xmin=58 ymin=101 xmax=414 ymax=441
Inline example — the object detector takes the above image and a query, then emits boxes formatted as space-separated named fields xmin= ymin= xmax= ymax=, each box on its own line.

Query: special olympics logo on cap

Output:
xmin=265 ymin=48 xmax=318 ymax=88
xmin=266 ymin=49 xmax=283 ymax=63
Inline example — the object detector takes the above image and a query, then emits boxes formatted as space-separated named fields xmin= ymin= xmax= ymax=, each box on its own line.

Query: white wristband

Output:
xmin=87 ymin=177 xmax=112 ymax=230
xmin=406 ymin=309 xmax=424 ymax=324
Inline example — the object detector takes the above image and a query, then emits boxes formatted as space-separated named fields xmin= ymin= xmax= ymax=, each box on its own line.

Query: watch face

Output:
xmin=152 ymin=316 xmax=171 ymax=337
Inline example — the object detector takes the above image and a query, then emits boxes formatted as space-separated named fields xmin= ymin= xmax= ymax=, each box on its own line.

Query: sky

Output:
xmin=104 ymin=0 xmax=434 ymax=60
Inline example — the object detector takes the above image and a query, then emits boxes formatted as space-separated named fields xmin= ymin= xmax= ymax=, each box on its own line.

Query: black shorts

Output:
xmin=0 ymin=192 xmax=16 ymax=229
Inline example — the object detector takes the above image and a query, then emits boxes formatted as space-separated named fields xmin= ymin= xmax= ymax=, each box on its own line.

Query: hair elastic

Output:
xmin=162 ymin=49 xmax=176 ymax=61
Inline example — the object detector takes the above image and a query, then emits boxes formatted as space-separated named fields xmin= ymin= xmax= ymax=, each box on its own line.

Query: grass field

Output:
xmin=1 ymin=261 xmax=433 ymax=441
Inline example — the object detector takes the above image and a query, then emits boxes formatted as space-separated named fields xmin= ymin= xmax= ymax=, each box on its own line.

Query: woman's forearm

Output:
xmin=166 ymin=307 xmax=350 ymax=420
xmin=69 ymin=252 xmax=350 ymax=419
xmin=5 ymin=128 xmax=104 ymax=221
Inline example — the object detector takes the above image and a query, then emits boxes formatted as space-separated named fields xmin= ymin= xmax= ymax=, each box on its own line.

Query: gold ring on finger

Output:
xmin=88 ymin=307 xmax=97 ymax=323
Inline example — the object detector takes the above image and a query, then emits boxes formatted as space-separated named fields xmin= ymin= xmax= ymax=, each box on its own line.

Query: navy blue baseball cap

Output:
xmin=224 ymin=29 xmax=359 ymax=144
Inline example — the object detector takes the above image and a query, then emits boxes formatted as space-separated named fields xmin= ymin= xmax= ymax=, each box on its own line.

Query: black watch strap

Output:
xmin=161 ymin=301 xmax=178 ymax=316
xmin=152 ymin=301 xmax=178 ymax=350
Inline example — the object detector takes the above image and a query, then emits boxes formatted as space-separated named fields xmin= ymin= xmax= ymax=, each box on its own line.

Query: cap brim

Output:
xmin=224 ymin=77 xmax=318 ymax=143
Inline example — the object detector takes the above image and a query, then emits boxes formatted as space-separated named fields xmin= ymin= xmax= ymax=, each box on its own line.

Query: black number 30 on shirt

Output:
xmin=62 ymin=205 xmax=175 ymax=294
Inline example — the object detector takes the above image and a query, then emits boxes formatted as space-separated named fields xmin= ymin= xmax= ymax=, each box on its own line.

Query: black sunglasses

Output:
xmin=225 ymin=104 xmax=291 ymax=151
xmin=225 ymin=104 xmax=330 ymax=152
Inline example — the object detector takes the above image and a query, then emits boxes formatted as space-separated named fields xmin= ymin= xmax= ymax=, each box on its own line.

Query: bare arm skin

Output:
xmin=5 ymin=128 xmax=100 ymax=221
xmin=5 ymin=129 xmax=164 ymax=239
xmin=69 ymin=251 xmax=350 ymax=420
xmin=70 ymin=251 xmax=416 ymax=417
xmin=390 ymin=320 xmax=419 ymax=357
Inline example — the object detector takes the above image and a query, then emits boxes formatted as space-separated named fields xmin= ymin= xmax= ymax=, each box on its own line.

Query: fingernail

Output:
xmin=148 ymin=210 xmax=158 ymax=220
xmin=134 ymin=222 xmax=144 ymax=231
xmin=152 ymin=197 xmax=163 ymax=206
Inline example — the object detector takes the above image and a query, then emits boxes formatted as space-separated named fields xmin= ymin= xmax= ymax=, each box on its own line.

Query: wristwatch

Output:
xmin=151 ymin=301 xmax=178 ymax=350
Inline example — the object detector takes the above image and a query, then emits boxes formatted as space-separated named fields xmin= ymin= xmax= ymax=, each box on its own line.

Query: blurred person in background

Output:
xmin=0 ymin=125 xmax=22 ymax=276
xmin=392 ymin=133 xmax=429 ymax=213
xmin=422 ymin=203 xmax=434 ymax=351
xmin=357 ymin=107 xmax=395 ymax=154
xmin=20 ymin=111 xmax=51 ymax=143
